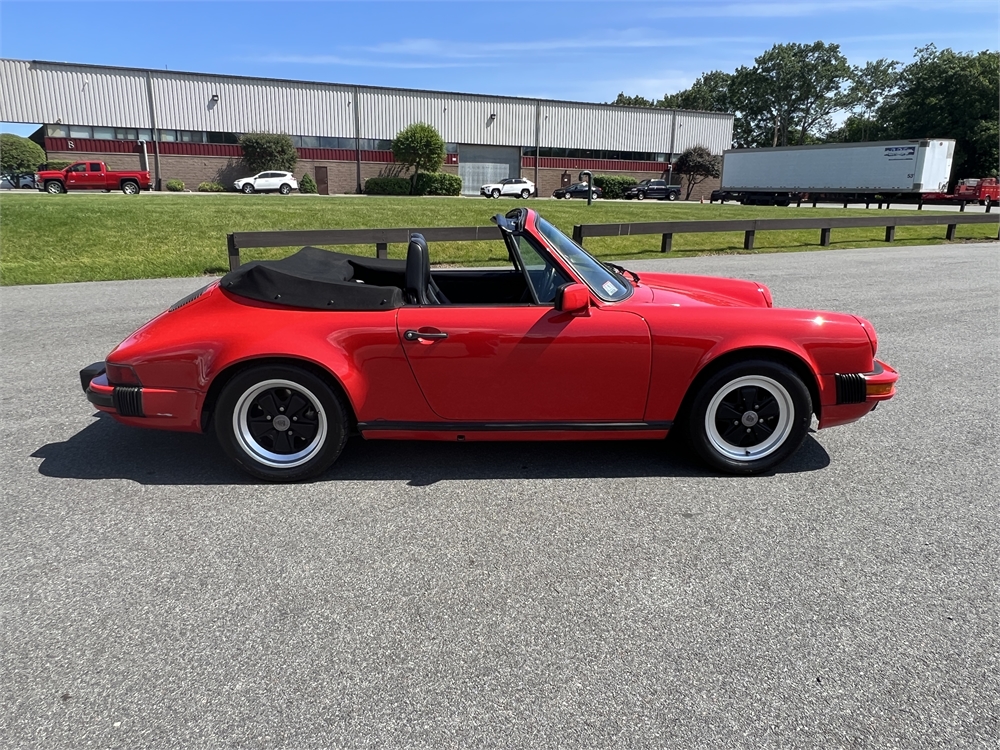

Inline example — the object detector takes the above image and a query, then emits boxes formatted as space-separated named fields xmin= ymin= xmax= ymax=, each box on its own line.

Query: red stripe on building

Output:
xmin=522 ymin=156 xmax=669 ymax=173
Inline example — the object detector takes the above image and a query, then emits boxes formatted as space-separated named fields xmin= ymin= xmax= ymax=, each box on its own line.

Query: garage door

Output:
xmin=457 ymin=145 xmax=522 ymax=196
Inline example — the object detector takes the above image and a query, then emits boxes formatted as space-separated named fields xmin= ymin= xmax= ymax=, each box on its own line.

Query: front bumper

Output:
xmin=819 ymin=359 xmax=899 ymax=429
xmin=80 ymin=362 xmax=202 ymax=432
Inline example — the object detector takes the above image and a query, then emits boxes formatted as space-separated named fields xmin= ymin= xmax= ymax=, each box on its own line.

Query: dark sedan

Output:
xmin=552 ymin=182 xmax=602 ymax=200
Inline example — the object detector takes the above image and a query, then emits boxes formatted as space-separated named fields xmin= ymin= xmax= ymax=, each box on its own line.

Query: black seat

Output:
xmin=405 ymin=233 xmax=449 ymax=305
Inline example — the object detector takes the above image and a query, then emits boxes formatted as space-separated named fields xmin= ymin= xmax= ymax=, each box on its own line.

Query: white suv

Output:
xmin=234 ymin=171 xmax=298 ymax=195
xmin=480 ymin=178 xmax=535 ymax=199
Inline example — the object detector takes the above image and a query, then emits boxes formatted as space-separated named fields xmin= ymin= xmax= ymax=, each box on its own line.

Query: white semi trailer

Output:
xmin=718 ymin=139 xmax=955 ymax=206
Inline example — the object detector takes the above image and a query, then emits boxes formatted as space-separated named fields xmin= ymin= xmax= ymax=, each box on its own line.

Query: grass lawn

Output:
xmin=1 ymin=191 xmax=996 ymax=285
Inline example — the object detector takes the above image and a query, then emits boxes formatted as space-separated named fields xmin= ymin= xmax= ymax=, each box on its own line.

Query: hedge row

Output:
xmin=593 ymin=175 xmax=638 ymax=200
xmin=365 ymin=172 xmax=463 ymax=196
xmin=364 ymin=177 xmax=411 ymax=195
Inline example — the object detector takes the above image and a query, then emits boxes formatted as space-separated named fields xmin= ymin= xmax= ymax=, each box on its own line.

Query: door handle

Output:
xmin=404 ymin=330 xmax=447 ymax=341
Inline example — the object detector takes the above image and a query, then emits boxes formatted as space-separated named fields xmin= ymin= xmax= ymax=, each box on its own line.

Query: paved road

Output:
xmin=2 ymin=243 xmax=997 ymax=748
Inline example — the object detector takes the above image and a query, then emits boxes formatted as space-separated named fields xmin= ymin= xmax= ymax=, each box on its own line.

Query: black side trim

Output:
xmin=112 ymin=386 xmax=144 ymax=417
xmin=85 ymin=386 xmax=114 ymax=409
xmin=80 ymin=362 xmax=106 ymax=392
xmin=168 ymin=283 xmax=211 ymax=312
xmin=358 ymin=420 xmax=673 ymax=432
xmin=835 ymin=373 xmax=867 ymax=404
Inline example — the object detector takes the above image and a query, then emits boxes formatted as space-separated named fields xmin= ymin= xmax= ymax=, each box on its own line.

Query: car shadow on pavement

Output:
xmin=32 ymin=413 xmax=830 ymax=485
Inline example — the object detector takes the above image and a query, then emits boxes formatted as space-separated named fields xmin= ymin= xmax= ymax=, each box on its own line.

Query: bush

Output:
xmin=411 ymin=171 xmax=462 ymax=196
xmin=197 ymin=181 xmax=225 ymax=192
xmin=0 ymin=133 xmax=46 ymax=179
xmin=239 ymin=132 xmax=297 ymax=174
xmin=165 ymin=179 xmax=185 ymax=192
xmin=365 ymin=176 xmax=411 ymax=195
xmin=40 ymin=160 xmax=73 ymax=171
xmin=593 ymin=175 xmax=638 ymax=200
xmin=392 ymin=123 xmax=446 ymax=176
xmin=299 ymin=173 xmax=318 ymax=194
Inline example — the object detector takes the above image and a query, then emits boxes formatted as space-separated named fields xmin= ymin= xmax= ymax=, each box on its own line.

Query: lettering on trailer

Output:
xmin=884 ymin=146 xmax=916 ymax=161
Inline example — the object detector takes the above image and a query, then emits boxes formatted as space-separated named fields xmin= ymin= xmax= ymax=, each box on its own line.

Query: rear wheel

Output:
xmin=667 ymin=191 xmax=678 ymax=201
xmin=242 ymin=183 xmax=255 ymax=194
xmin=121 ymin=180 xmax=139 ymax=195
xmin=214 ymin=364 xmax=348 ymax=481
xmin=45 ymin=181 xmax=64 ymax=194
xmin=685 ymin=359 xmax=811 ymax=474
xmin=279 ymin=183 xmax=292 ymax=195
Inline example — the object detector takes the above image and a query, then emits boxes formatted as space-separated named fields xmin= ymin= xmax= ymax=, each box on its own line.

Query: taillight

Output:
xmin=106 ymin=363 xmax=141 ymax=386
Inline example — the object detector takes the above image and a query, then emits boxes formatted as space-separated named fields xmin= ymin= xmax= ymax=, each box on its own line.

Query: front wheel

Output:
xmin=45 ymin=181 xmax=65 ymax=194
xmin=685 ymin=360 xmax=811 ymax=474
xmin=214 ymin=364 xmax=348 ymax=481
xmin=279 ymin=183 xmax=292 ymax=195
xmin=121 ymin=180 xmax=139 ymax=195
xmin=491 ymin=188 xmax=501 ymax=198
xmin=242 ymin=183 xmax=255 ymax=194
xmin=520 ymin=189 xmax=530 ymax=199
xmin=636 ymin=192 xmax=645 ymax=201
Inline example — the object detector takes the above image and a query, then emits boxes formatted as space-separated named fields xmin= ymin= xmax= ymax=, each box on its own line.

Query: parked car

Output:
xmin=80 ymin=207 xmax=897 ymax=482
xmin=624 ymin=179 xmax=681 ymax=201
xmin=234 ymin=171 xmax=298 ymax=195
xmin=35 ymin=161 xmax=150 ymax=194
xmin=1 ymin=174 xmax=36 ymax=189
xmin=480 ymin=178 xmax=535 ymax=199
xmin=553 ymin=182 xmax=602 ymax=200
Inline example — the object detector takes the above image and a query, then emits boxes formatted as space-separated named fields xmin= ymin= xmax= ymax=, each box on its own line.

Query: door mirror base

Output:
xmin=555 ymin=283 xmax=590 ymax=315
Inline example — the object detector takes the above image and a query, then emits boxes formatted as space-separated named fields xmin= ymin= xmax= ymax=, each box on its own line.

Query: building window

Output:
xmin=69 ymin=125 xmax=92 ymax=139
xmin=93 ymin=127 xmax=115 ymax=140
xmin=115 ymin=128 xmax=138 ymax=140
xmin=46 ymin=124 xmax=68 ymax=138
xmin=300 ymin=135 xmax=320 ymax=148
xmin=206 ymin=131 xmax=240 ymax=145
xmin=137 ymin=129 xmax=153 ymax=142
xmin=179 ymin=130 xmax=204 ymax=143
xmin=445 ymin=143 xmax=459 ymax=154
xmin=158 ymin=129 xmax=176 ymax=142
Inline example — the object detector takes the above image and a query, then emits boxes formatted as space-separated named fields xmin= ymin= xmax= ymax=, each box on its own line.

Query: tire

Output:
xmin=520 ymin=189 xmax=530 ymax=199
xmin=636 ymin=192 xmax=645 ymax=201
xmin=667 ymin=192 xmax=678 ymax=201
xmin=214 ymin=364 xmax=348 ymax=482
xmin=592 ymin=191 xmax=599 ymax=200
xmin=45 ymin=181 xmax=65 ymax=194
xmin=985 ymin=197 xmax=993 ymax=210
xmin=685 ymin=359 xmax=811 ymax=475
xmin=121 ymin=180 xmax=139 ymax=195
xmin=242 ymin=183 xmax=255 ymax=194
xmin=491 ymin=188 xmax=501 ymax=198
xmin=279 ymin=183 xmax=292 ymax=195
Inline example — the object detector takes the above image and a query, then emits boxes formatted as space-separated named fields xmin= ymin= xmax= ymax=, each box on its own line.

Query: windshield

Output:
xmin=534 ymin=217 xmax=632 ymax=302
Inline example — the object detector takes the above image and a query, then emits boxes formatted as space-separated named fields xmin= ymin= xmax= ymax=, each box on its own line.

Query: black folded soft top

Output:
xmin=219 ymin=246 xmax=406 ymax=310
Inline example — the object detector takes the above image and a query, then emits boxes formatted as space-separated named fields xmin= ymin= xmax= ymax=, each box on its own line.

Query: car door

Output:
xmin=648 ymin=180 xmax=666 ymax=199
xmin=64 ymin=163 xmax=88 ymax=189
xmin=82 ymin=162 xmax=106 ymax=189
xmin=502 ymin=179 xmax=519 ymax=197
xmin=395 ymin=234 xmax=651 ymax=422
xmin=255 ymin=172 xmax=277 ymax=191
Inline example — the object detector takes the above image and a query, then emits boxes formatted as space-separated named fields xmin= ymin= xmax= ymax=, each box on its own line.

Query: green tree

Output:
xmin=674 ymin=146 xmax=721 ymax=199
xmin=0 ymin=133 xmax=45 ymax=181
xmin=238 ymin=132 xmax=297 ymax=174
xmin=879 ymin=45 xmax=999 ymax=180
xmin=299 ymin=172 xmax=318 ymax=194
xmin=391 ymin=123 xmax=445 ymax=192
xmin=660 ymin=71 xmax=732 ymax=112
xmin=729 ymin=42 xmax=853 ymax=147
xmin=611 ymin=92 xmax=655 ymax=108
xmin=844 ymin=58 xmax=899 ymax=141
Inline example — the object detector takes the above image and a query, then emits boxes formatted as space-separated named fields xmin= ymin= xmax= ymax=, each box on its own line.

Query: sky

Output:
xmin=0 ymin=0 xmax=997 ymax=136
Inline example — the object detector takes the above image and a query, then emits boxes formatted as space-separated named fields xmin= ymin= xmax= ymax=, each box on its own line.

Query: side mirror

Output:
xmin=556 ymin=283 xmax=590 ymax=314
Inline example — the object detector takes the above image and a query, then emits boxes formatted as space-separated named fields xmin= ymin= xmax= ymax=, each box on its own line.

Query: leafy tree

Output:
xmin=299 ymin=172 xmax=318 ymax=194
xmin=391 ymin=123 xmax=445 ymax=192
xmin=660 ymin=71 xmax=732 ymax=112
xmin=729 ymin=42 xmax=853 ymax=147
xmin=825 ymin=115 xmax=891 ymax=144
xmin=675 ymin=145 xmax=721 ymax=199
xmin=879 ymin=45 xmax=999 ymax=180
xmin=238 ymin=132 xmax=297 ymax=174
xmin=0 ymin=133 xmax=45 ymax=181
xmin=845 ymin=58 xmax=900 ymax=141
xmin=611 ymin=92 xmax=655 ymax=108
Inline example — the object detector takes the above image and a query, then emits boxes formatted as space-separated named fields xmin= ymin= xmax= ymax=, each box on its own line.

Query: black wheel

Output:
xmin=685 ymin=359 xmax=811 ymax=474
xmin=667 ymin=192 xmax=678 ymax=201
xmin=520 ymin=188 xmax=530 ymax=199
xmin=279 ymin=183 xmax=292 ymax=195
xmin=242 ymin=183 xmax=255 ymax=194
xmin=491 ymin=188 xmax=501 ymax=198
xmin=636 ymin=191 xmax=645 ymax=200
xmin=121 ymin=180 xmax=139 ymax=195
xmin=214 ymin=364 xmax=348 ymax=481
xmin=592 ymin=191 xmax=599 ymax=200
xmin=45 ymin=181 xmax=64 ymax=194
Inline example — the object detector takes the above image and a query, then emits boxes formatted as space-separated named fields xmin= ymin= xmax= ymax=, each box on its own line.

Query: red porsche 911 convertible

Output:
xmin=81 ymin=208 xmax=897 ymax=481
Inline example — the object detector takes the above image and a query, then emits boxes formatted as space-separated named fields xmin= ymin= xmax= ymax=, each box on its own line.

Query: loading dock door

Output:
xmin=457 ymin=145 xmax=522 ymax=196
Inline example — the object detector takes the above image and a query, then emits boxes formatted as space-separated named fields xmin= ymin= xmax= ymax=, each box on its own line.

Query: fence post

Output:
xmin=959 ymin=201 xmax=966 ymax=213
xmin=946 ymin=224 xmax=957 ymax=240
xmin=376 ymin=242 xmax=388 ymax=259
xmin=660 ymin=233 xmax=673 ymax=253
xmin=572 ymin=225 xmax=584 ymax=246
xmin=820 ymin=227 xmax=832 ymax=246
xmin=227 ymin=233 xmax=240 ymax=271
xmin=884 ymin=226 xmax=895 ymax=242
xmin=743 ymin=230 xmax=755 ymax=250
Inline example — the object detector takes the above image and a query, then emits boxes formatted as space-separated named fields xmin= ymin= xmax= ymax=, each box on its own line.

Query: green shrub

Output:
xmin=0 ymin=134 xmax=46 ymax=179
xmin=197 ymin=181 xmax=225 ymax=192
xmin=365 ymin=176 xmax=411 ymax=195
xmin=40 ymin=160 xmax=73 ymax=172
xmin=239 ymin=132 xmax=297 ymax=174
xmin=165 ymin=179 xmax=185 ymax=192
xmin=392 ymin=123 xmax=446 ymax=175
xmin=299 ymin=173 xmax=318 ymax=194
xmin=593 ymin=175 xmax=638 ymax=200
xmin=411 ymin=171 xmax=462 ymax=196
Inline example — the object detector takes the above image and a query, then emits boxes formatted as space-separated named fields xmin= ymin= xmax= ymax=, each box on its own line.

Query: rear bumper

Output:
xmin=820 ymin=359 xmax=898 ymax=429
xmin=80 ymin=362 xmax=202 ymax=432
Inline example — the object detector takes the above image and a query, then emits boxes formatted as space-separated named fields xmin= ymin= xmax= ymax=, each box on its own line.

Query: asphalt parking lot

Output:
xmin=2 ymin=242 xmax=997 ymax=748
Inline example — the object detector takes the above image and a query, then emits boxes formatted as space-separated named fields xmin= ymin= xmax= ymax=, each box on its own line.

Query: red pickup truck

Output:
xmin=36 ymin=161 xmax=151 ymax=195
xmin=922 ymin=177 xmax=999 ymax=207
